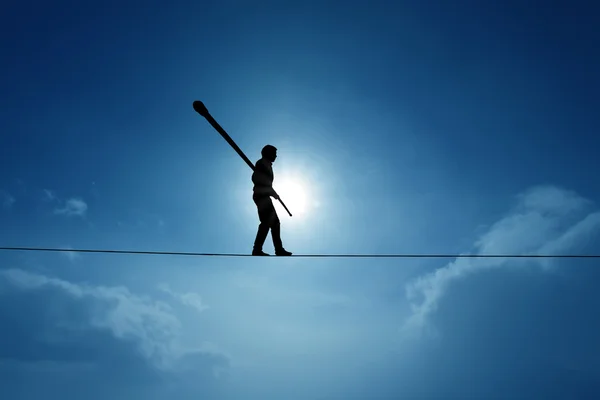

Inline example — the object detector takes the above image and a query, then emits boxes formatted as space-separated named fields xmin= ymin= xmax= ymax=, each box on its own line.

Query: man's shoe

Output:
xmin=252 ymin=249 xmax=270 ymax=256
xmin=275 ymin=249 xmax=292 ymax=256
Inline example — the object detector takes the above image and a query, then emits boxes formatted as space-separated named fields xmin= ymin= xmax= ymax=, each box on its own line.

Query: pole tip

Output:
xmin=193 ymin=100 xmax=209 ymax=117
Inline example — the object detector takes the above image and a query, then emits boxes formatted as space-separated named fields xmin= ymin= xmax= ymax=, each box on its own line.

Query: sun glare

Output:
xmin=275 ymin=178 xmax=309 ymax=217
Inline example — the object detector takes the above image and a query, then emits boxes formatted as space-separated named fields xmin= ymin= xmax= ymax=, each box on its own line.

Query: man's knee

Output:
xmin=258 ymin=221 xmax=270 ymax=229
xmin=271 ymin=216 xmax=280 ymax=227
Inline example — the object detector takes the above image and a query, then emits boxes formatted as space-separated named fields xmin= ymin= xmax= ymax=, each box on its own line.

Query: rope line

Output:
xmin=1 ymin=247 xmax=599 ymax=258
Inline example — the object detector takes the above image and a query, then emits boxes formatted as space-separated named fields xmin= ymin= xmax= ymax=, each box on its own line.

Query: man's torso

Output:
xmin=252 ymin=158 xmax=274 ymax=196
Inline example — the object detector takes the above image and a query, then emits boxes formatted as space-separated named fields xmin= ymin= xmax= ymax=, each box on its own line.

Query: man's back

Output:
xmin=252 ymin=157 xmax=274 ymax=195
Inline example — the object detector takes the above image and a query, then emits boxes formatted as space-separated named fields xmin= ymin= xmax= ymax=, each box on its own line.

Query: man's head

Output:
xmin=261 ymin=144 xmax=277 ymax=162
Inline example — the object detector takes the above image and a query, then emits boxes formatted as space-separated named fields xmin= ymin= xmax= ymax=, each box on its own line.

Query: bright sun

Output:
xmin=275 ymin=179 xmax=309 ymax=217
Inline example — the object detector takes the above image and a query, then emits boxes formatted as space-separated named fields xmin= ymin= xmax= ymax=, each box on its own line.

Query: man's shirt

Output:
xmin=252 ymin=158 xmax=276 ymax=197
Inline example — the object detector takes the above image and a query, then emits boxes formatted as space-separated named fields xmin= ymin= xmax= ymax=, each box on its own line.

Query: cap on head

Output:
xmin=261 ymin=144 xmax=277 ymax=161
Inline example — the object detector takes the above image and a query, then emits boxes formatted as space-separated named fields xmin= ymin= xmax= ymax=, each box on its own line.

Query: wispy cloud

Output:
xmin=0 ymin=269 xmax=224 ymax=371
xmin=158 ymin=283 xmax=209 ymax=314
xmin=403 ymin=185 xmax=600 ymax=336
xmin=116 ymin=210 xmax=166 ymax=230
xmin=42 ymin=189 xmax=57 ymax=202
xmin=1 ymin=190 xmax=15 ymax=209
xmin=2 ymin=268 xmax=179 ymax=367
xmin=54 ymin=197 xmax=88 ymax=217
xmin=42 ymin=189 xmax=88 ymax=217
xmin=60 ymin=246 xmax=81 ymax=262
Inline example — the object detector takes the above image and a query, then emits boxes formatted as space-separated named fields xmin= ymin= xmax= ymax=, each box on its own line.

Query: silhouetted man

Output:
xmin=251 ymin=145 xmax=292 ymax=256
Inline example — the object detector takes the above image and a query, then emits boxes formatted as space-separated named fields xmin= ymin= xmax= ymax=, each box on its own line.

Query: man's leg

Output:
xmin=253 ymin=224 xmax=270 ymax=255
xmin=270 ymin=211 xmax=283 ymax=251
xmin=268 ymin=208 xmax=292 ymax=256
xmin=252 ymin=196 xmax=274 ymax=255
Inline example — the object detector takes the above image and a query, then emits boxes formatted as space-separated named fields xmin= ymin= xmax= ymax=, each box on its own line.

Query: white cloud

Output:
xmin=0 ymin=269 xmax=221 ymax=370
xmin=158 ymin=283 xmax=209 ymax=314
xmin=403 ymin=185 xmax=600 ymax=336
xmin=54 ymin=197 xmax=88 ymax=217
xmin=1 ymin=190 xmax=15 ymax=209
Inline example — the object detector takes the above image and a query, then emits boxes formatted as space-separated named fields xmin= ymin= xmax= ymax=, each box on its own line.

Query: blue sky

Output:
xmin=1 ymin=0 xmax=600 ymax=398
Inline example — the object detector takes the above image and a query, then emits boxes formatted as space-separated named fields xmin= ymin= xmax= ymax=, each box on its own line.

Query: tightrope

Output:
xmin=1 ymin=247 xmax=599 ymax=258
